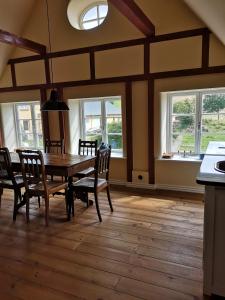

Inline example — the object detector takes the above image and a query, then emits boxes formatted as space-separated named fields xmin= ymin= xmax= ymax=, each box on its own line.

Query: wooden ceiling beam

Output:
xmin=109 ymin=0 xmax=155 ymax=37
xmin=0 ymin=29 xmax=46 ymax=55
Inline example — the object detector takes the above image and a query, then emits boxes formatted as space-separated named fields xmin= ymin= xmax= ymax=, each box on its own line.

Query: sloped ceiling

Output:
xmin=184 ymin=0 xmax=225 ymax=45
xmin=0 ymin=0 xmax=36 ymax=78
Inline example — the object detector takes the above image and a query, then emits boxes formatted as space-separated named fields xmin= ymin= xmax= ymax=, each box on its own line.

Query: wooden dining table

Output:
xmin=10 ymin=152 xmax=96 ymax=213
xmin=10 ymin=152 xmax=95 ymax=179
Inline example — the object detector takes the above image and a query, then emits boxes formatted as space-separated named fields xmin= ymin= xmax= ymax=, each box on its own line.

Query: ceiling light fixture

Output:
xmin=41 ymin=0 xmax=69 ymax=111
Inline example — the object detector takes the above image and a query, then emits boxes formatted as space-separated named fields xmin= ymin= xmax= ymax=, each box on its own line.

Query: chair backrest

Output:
xmin=94 ymin=145 xmax=111 ymax=185
xmin=44 ymin=139 xmax=64 ymax=154
xmin=78 ymin=139 xmax=97 ymax=156
xmin=17 ymin=149 xmax=47 ymax=192
xmin=0 ymin=147 xmax=14 ymax=180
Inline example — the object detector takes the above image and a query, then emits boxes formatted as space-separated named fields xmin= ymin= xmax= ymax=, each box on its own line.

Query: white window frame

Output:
xmin=166 ymin=89 xmax=225 ymax=155
xmin=79 ymin=1 xmax=108 ymax=30
xmin=14 ymin=101 xmax=43 ymax=149
xmin=80 ymin=96 xmax=123 ymax=156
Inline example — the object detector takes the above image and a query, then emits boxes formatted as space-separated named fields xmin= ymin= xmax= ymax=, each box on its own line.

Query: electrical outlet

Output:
xmin=132 ymin=171 xmax=149 ymax=184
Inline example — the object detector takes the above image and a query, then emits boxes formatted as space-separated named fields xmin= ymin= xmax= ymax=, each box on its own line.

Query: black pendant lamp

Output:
xmin=41 ymin=0 xmax=69 ymax=111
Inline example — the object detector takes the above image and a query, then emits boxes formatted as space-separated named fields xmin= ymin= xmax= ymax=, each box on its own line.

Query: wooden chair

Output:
xmin=74 ymin=139 xmax=97 ymax=179
xmin=0 ymin=147 xmax=25 ymax=220
xmin=68 ymin=145 xmax=113 ymax=222
xmin=44 ymin=139 xmax=65 ymax=181
xmin=17 ymin=149 xmax=68 ymax=226
xmin=44 ymin=139 xmax=65 ymax=154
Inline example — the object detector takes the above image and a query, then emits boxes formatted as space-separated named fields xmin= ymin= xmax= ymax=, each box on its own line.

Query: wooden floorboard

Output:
xmin=0 ymin=189 xmax=208 ymax=300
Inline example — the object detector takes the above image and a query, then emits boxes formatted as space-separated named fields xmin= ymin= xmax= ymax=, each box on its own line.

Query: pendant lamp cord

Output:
xmin=46 ymin=0 xmax=54 ymax=86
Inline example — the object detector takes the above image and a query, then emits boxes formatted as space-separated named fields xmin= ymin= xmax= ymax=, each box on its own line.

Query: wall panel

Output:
xmin=150 ymin=36 xmax=202 ymax=72
xmin=95 ymin=45 xmax=144 ymax=78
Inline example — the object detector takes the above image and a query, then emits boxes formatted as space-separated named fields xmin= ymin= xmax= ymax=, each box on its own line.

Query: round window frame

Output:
xmin=79 ymin=1 xmax=108 ymax=30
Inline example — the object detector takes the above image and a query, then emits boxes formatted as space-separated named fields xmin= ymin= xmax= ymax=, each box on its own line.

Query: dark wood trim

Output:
xmin=8 ymin=28 xmax=208 ymax=66
xmin=125 ymin=81 xmax=133 ymax=182
xmin=2 ymin=64 xmax=225 ymax=94
xmin=40 ymin=88 xmax=50 ymax=140
xmin=109 ymin=0 xmax=155 ymax=37
xmin=8 ymin=54 xmax=43 ymax=64
xmin=202 ymin=29 xmax=210 ymax=69
xmin=144 ymin=41 xmax=150 ymax=75
xmin=90 ymin=50 xmax=95 ymax=80
xmin=8 ymin=38 xmax=146 ymax=65
xmin=150 ymin=28 xmax=208 ymax=43
xmin=148 ymin=79 xmax=155 ymax=184
xmin=57 ymin=87 xmax=66 ymax=151
xmin=44 ymin=58 xmax=51 ymax=85
xmin=152 ymin=65 xmax=225 ymax=79
xmin=0 ymin=29 xmax=46 ymax=55
xmin=10 ymin=63 xmax=17 ymax=87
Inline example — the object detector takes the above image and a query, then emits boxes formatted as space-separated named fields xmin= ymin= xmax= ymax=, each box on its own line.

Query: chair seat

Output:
xmin=74 ymin=167 xmax=95 ymax=178
xmin=72 ymin=177 xmax=108 ymax=191
xmin=28 ymin=180 xmax=67 ymax=196
xmin=0 ymin=175 xmax=24 ymax=188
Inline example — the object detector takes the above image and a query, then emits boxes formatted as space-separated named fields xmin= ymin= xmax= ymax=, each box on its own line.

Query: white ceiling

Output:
xmin=184 ymin=0 xmax=225 ymax=45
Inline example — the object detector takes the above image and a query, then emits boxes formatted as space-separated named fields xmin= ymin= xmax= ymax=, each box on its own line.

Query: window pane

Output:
xmin=83 ymin=7 xmax=97 ymax=21
xmin=16 ymin=103 xmax=43 ymax=149
xmin=85 ymin=134 xmax=102 ymax=146
xmin=99 ymin=5 xmax=108 ymax=18
xmin=106 ymin=99 xmax=121 ymax=115
xmin=172 ymin=95 xmax=196 ymax=114
xmin=35 ymin=119 xmax=42 ymax=134
xmin=202 ymin=93 xmax=225 ymax=114
xmin=19 ymin=133 xmax=35 ymax=148
xmin=201 ymin=114 xmax=225 ymax=152
xmin=107 ymin=117 xmax=122 ymax=134
xmin=85 ymin=117 xmax=101 ymax=133
xmin=171 ymin=95 xmax=196 ymax=153
xmin=108 ymin=134 xmax=122 ymax=150
xmin=82 ymin=20 xmax=98 ymax=29
xmin=84 ymin=101 xmax=101 ymax=116
xmin=34 ymin=104 xmax=41 ymax=119
xmin=36 ymin=133 xmax=44 ymax=148
xmin=171 ymin=115 xmax=195 ymax=153
xmin=84 ymin=101 xmax=102 ymax=146
xmin=19 ymin=120 xmax=33 ymax=134
xmin=17 ymin=104 xmax=31 ymax=119
xmin=99 ymin=18 xmax=105 ymax=25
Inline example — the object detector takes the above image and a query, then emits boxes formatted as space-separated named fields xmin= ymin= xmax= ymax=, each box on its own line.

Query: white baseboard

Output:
xmin=109 ymin=179 xmax=204 ymax=194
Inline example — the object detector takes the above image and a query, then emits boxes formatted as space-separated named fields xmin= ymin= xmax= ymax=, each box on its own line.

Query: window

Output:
xmin=15 ymin=102 xmax=43 ymax=149
xmin=80 ymin=97 xmax=123 ymax=156
xmin=80 ymin=2 xmax=108 ymax=30
xmin=166 ymin=89 xmax=225 ymax=154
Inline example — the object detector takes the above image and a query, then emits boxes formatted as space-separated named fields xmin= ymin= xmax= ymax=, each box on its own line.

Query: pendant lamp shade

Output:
xmin=41 ymin=90 xmax=69 ymax=111
xmin=40 ymin=0 xmax=69 ymax=111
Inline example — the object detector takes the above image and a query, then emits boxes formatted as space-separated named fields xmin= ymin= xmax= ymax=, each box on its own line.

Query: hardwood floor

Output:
xmin=0 ymin=189 xmax=208 ymax=300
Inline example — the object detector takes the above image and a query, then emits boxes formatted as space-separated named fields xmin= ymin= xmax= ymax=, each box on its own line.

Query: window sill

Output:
xmin=111 ymin=153 xmax=125 ymax=159
xmin=157 ymin=155 xmax=202 ymax=163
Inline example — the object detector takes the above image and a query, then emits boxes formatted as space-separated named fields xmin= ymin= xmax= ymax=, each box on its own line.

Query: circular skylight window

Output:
xmin=67 ymin=0 xmax=108 ymax=31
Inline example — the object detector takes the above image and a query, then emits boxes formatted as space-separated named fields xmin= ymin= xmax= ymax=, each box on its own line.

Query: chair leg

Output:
xmin=13 ymin=189 xmax=20 ymax=221
xmin=106 ymin=186 xmax=113 ymax=212
xmin=94 ymin=192 xmax=102 ymax=222
xmin=38 ymin=196 xmax=41 ymax=208
xmin=44 ymin=196 xmax=49 ymax=226
xmin=85 ymin=192 xmax=89 ymax=208
xmin=65 ymin=188 xmax=70 ymax=220
xmin=0 ymin=188 xmax=3 ymax=207
xmin=25 ymin=193 xmax=30 ymax=223
xmin=67 ymin=188 xmax=74 ymax=218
